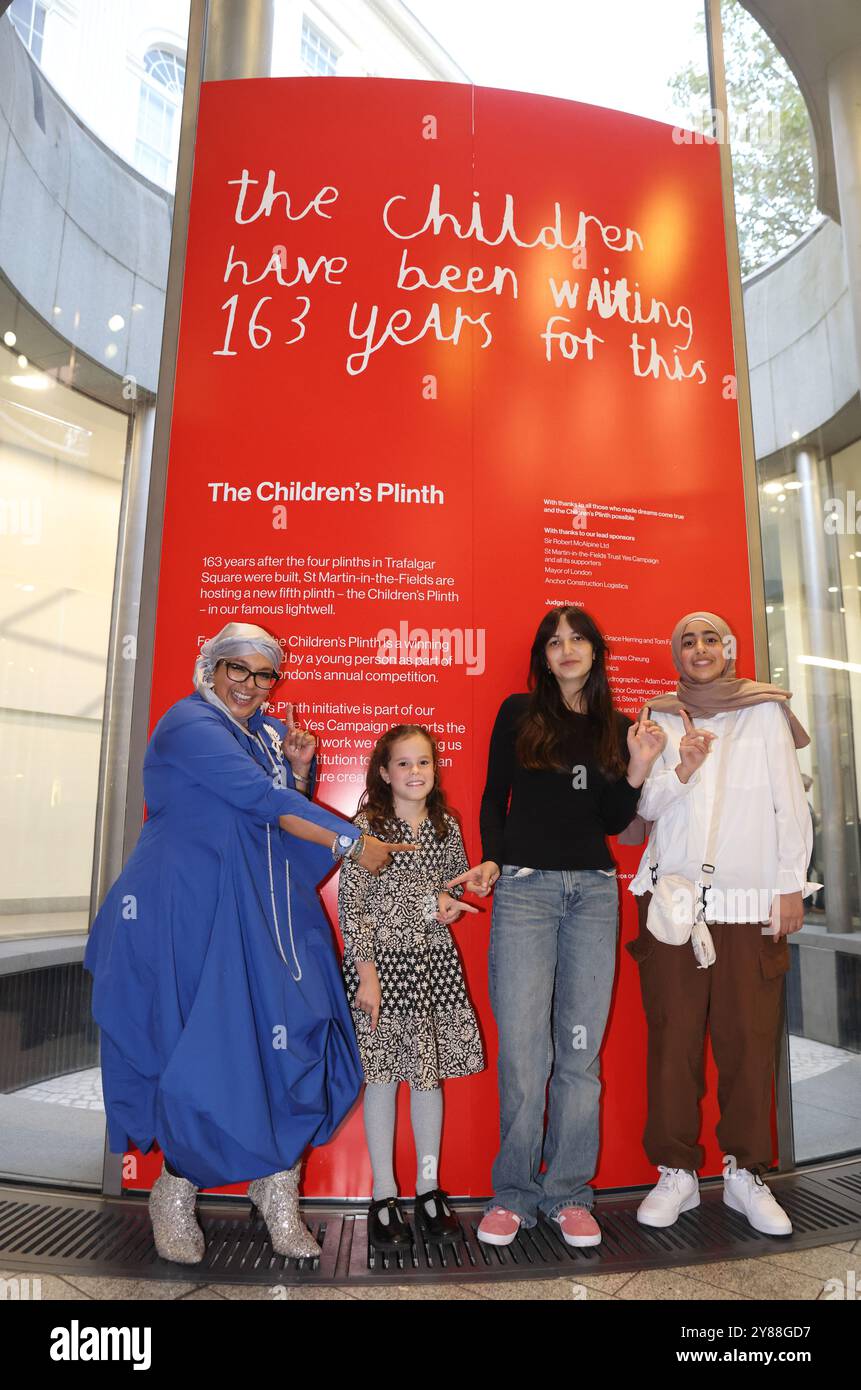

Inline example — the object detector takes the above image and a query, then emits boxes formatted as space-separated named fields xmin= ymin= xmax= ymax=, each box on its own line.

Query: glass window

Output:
xmin=301 ymin=17 xmax=340 ymax=77
xmin=0 ymin=0 xmax=191 ymax=1188
xmin=0 ymin=361 xmax=126 ymax=941
xmin=723 ymin=0 xmax=861 ymax=1163
xmin=143 ymin=46 xmax=185 ymax=95
xmin=134 ymin=85 xmax=175 ymax=185
xmin=757 ymin=451 xmax=861 ymax=1162
xmin=134 ymin=47 xmax=186 ymax=188
xmin=0 ymin=349 xmax=128 ymax=1187
xmin=9 ymin=0 xmax=46 ymax=63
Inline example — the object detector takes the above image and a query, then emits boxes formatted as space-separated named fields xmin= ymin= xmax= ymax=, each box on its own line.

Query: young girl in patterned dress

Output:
xmin=338 ymin=724 xmax=485 ymax=1250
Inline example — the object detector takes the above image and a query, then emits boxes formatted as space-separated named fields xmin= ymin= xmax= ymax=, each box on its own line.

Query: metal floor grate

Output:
xmin=1 ymin=1161 xmax=860 ymax=1286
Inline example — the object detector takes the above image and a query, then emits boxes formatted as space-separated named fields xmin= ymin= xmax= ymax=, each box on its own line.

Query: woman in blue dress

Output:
xmin=85 ymin=622 xmax=413 ymax=1264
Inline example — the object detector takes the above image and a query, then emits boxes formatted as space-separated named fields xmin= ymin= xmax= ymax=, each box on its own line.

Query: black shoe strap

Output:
xmin=417 ymin=1188 xmax=452 ymax=1215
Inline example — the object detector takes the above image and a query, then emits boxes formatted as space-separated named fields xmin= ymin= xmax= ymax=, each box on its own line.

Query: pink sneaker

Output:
xmin=553 ymin=1206 xmax=602 ymax=1247
xmin=476 ymin=1207 xmax=522 ymax=1246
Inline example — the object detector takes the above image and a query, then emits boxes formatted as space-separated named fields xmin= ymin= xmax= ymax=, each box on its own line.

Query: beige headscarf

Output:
xmin=618 ymin=610 xmax=809 ymax=845
xmin=648 ymin=611 xmax=809 ymax=747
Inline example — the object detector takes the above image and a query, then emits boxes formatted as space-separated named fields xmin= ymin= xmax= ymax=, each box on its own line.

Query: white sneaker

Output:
xmin=723 ymin=1168 xmax=792 ymax=1236
xmin=637 ymin=1166 xmax=700 ymax=1227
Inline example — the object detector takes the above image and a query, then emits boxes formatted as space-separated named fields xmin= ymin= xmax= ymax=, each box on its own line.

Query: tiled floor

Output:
xmin=3 ymin=1239 xmax=860 ymax=1301
xmin=788 ymin=1035 xmax=856 ymax=1083
xmin=15 ymin=1067 xmax=104 ymax=1112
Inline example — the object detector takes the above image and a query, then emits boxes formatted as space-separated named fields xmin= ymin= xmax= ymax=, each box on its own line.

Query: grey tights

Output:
xmin=363 ymin=1081 xmax=443 ymax=1202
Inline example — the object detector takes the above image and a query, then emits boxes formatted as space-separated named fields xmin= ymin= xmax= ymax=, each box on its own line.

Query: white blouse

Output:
xmin=628 ymin=703 xmax=820 ymax=922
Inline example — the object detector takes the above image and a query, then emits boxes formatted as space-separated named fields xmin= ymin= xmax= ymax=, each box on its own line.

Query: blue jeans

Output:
xmin=487 ymin=866 xmax=619 ymax=1224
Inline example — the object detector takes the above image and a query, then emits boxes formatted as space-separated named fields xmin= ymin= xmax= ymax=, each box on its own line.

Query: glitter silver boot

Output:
xmin=148 ymin=1164 xmax=205 ymax=1264
xmin=247 ymin=1163 xmax=321 ymax=1258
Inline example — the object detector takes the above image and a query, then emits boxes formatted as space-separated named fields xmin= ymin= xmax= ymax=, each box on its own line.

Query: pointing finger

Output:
xmin=444 ymin=871 xmax=473 ymax=888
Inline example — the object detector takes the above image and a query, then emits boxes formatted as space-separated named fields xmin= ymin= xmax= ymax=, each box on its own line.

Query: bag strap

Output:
xmin=648 ymin=711 xmax=739 ymax=887
xmin=647 ymin=702 xmax=658 ymax=881
xmin=700 ymin=710 xmax=739 ymax=889
xmin=648 ymin=819 xmax=658 ymax=878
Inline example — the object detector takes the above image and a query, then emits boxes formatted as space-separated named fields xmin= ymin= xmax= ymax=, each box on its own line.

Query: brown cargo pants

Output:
xmin=626 ymin=892 xmax=790 ymax=1172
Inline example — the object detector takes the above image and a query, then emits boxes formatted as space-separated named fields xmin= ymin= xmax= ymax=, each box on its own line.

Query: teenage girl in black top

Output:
xmin=449 ymin=606 xmax=665 ymax=1247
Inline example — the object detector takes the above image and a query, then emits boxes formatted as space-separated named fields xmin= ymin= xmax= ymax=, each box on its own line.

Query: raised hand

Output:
xmin=676 ymin=707 xmax=717 ymax=782
xmin=445 ymin=862 xmax=500 ymax=897
xmin=281 ymin=702 xmax=316 ymax=777
xmin=436 ymin=891 xmax=481 ymax=924
xmin=626 ymin=715 xmax=668 ymax=786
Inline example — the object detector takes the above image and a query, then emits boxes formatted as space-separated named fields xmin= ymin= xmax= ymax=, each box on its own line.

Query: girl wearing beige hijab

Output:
xmin=626 ymin=612 xmax=817 ymax=1238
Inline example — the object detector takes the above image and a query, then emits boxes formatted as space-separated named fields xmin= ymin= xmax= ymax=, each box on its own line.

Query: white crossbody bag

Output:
xmin=646 ymin=712 xmax=738 ymax=969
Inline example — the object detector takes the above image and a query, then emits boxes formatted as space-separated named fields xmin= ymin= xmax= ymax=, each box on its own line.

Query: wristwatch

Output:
xmin=332 ymin=833 xmax=355 ymax=859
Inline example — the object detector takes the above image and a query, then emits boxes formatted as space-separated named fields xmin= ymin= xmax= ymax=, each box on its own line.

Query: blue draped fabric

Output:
xmin=84 ymin=692 xmax=363 ymax=1188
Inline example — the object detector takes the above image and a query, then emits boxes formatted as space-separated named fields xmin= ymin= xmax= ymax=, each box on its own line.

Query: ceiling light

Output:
xmin=3 ymin=330 xmax=16 ymax=347
xmin=799 ymin=654 xmax=861 ymax=674
xmin=108 ymin=314 xmax=125 ymax=332
xmin=8 ymin=372 xmax=53 ymax=391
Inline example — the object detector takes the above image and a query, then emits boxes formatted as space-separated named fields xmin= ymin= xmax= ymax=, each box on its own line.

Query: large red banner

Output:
xmin=131 ymin=77 xmax=756 ymax=1196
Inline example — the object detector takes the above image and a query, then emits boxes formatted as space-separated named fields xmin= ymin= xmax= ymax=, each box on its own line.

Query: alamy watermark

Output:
xmin=669 ymin=885 xmax=781 ymax=927
xmin=672 ymin=105 xmax=781 ymax=151
xmin=376 ymin=622 xmax=485 ymax=676
xmin=0 ymin=1276 xmax=41 ymax=1300
xmin=824 ymin=491 xmax=861 ymax=534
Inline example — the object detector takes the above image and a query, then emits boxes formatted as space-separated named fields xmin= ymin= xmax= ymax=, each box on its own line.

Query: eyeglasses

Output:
xmin=221 ymin=660 xmax=281 ymax=689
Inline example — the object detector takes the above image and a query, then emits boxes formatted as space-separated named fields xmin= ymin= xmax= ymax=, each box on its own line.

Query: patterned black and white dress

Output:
xmin=338 ymin=811 xmax=485 ymax=1090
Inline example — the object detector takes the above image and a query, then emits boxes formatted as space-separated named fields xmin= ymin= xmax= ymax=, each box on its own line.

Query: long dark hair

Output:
xmin=515 ymin=606 xmax=625 ymax=778
xmin=359 ymin=725 xmax=453 ymax=839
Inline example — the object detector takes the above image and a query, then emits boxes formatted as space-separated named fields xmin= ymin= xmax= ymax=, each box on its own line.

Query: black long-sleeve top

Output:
xmin=479 ymin=693 xmax=641 ymax=871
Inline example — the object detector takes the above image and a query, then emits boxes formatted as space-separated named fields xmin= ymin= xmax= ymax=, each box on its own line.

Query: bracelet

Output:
xmin=331 ymin=832 xmax=364 ymax=860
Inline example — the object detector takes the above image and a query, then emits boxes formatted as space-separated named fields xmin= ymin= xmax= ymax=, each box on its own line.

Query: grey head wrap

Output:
xmin=193 ymin=622 xmax=283 ymax=732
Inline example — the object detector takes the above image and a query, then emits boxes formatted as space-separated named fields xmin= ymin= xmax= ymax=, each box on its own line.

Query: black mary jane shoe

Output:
xmin=368 ymin=1197 xmax=413 ymax=1251
xmin=415 ymin=1188 xmax=463 ymax=1244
